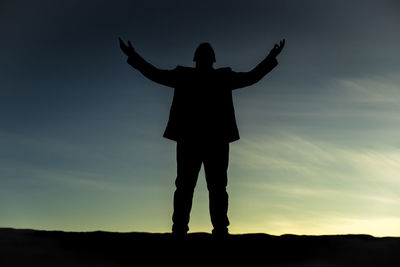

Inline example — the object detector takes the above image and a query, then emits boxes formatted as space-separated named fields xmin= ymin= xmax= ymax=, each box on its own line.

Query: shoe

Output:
xmin=212 ymin=228 xmax=229 ymax=239
xmin=172 ymin=229 xmax=188 ymax=240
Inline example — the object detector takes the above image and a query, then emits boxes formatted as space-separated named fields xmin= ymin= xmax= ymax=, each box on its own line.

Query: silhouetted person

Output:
xmin=119 ymin=38 xmax=285 ymax=237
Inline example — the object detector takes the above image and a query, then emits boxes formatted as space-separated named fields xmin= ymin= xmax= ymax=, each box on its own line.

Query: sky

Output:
xmin=1 ymin=0 xmax=400 ymax=236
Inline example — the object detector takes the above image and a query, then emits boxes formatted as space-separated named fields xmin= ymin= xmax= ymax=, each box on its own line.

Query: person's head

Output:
xmin=193 ymin=42 xmax=215 ymax=69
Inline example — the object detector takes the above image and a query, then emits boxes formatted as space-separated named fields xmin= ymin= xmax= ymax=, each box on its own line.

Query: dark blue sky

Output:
xmin=1 ymin=0 xmax=400 ymax=235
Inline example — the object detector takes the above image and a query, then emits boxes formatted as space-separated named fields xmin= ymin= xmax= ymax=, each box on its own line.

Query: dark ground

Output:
xmin=1 ymin=228 xmax=400 ymax=266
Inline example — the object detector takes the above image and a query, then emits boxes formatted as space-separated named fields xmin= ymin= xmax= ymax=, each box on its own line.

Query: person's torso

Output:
xmin=166 ymin=66 xmax=238 ymax=141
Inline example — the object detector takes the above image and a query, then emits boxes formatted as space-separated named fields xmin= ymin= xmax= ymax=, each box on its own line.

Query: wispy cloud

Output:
xmin=229 ymin=132 xmax=400 ymax=235
xmin=233 ymin=132 xmax=400 ymax=190
xmin=339 ymin=74 xmax=400 ymax=104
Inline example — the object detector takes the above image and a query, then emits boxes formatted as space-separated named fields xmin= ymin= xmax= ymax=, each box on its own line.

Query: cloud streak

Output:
xmin=229 ymin=132 xmax=400 ymax=235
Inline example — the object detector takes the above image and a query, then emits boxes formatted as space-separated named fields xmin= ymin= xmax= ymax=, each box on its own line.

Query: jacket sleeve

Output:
xmin=227 ymin=54 xmax=278 ymax=90
xmin=127 ymin=53 xmax=178 ymax=88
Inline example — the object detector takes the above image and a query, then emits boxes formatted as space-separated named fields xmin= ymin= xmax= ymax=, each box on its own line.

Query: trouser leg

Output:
xmin=172 ymin=142 xmax=202 ymax=233
xmin=203 ymin=143 xmax=230 ymax=232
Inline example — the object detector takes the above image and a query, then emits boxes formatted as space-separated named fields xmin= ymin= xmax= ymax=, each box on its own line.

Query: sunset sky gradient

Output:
xmin=1 ymin=0 xmax=400 ymax=236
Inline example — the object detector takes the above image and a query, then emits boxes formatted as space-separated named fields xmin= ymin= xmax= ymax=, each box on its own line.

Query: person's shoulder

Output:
xmin=216 ymin=67 xmax=233 ymax=73
xmin=174 ymin=65 xmax=195 ymax=72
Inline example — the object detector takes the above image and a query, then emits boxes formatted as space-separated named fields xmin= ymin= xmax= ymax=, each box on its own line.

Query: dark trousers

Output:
xmin=172 ymin=141 xmax=230 ymax=233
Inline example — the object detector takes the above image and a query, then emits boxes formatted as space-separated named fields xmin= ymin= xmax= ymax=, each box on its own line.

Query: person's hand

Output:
xmin=119 ymin=37 xmax=136 ymax=57
xmin=269 ymin=39 xmax=285 ymax=57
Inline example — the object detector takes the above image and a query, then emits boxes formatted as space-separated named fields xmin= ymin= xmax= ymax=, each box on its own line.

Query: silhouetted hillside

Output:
xmin=1 ymin=228 xmax=400 ymax=266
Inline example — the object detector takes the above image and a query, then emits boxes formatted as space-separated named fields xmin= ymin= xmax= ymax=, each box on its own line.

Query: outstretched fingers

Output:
xmin=119 ymin=37 xmax=128 ymax=50
xmin=128 ymin=40 xmax=134 ymax=50
xmin=280 ymin=39 xmax=285 ymax=49
xmin=118 ymin=38 xmax=136 ymax=57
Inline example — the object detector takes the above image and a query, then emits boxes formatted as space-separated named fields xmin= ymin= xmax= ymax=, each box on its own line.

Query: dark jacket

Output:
xmin=127 ymin=54 xmax=278 ymax=143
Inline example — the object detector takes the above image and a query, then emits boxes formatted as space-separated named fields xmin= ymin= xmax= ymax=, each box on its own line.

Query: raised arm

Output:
xmin=119 ymin=38 xmax=177 ymax=88
xmin=228 ymin=39 xmax=285 ymax=90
